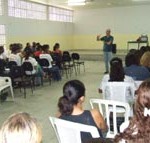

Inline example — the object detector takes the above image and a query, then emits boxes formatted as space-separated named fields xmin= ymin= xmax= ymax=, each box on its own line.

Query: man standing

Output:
xmin=97 ymin=29 xmax=114 ymax=74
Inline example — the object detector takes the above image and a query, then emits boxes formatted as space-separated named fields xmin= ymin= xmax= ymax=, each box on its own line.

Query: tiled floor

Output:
xmin=0 ymin=61 xmax=105 ymax=143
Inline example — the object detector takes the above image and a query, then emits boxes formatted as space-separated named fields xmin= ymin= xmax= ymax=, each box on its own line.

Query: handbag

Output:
xmin=112 ymin=44 xmax=117 ymax=54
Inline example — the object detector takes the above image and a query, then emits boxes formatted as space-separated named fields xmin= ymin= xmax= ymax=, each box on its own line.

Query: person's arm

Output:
xmin=106 ymin=36 xmax=114 ymax=45
xmin=97 ymin=35 xmax=105 ymax=41
xmin=90 ymin=109 xmax=107 ymax=132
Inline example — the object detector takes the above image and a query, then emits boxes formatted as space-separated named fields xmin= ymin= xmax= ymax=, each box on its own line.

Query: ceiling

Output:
xmin=28 ymin=0 xmax=150 ymax=10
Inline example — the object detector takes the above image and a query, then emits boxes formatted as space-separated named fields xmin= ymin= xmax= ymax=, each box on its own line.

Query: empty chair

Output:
xmin=62 ymin=51 xmax=77 ymax=78
xmin=0 ymin=76 xmax=14 ymax=102
xmin=90 ymin=99 xmax=130 ymax=138
xmin=49 ymin=116 xmax=100 ymax=143
xmin=71 ymin=53 xmax=85 ymax=74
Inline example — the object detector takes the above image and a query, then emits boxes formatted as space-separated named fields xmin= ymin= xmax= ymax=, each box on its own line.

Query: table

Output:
xmin=127 ymin=41 xmax=149 ymax=51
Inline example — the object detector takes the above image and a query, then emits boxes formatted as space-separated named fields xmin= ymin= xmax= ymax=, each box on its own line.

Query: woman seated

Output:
xmin=53 ymin=43 xmax=62 ymax=55
xmin=57 ymin=80 xmax=107 ymax=143
xmin=99 ymin=57 xmax=135 ymax=93
xmin=40 ymin=44 xmax=61 ymax=81
xmin=114 ymin=79 xmax=150 ymax=143
xmin=0 ymin=46 xmax=7 ymax=61
xmin=0 ymin=112 xmax=42 ymax=143
xmin=124 ymin=52 xmax=150 ymax=81
xmin=22 ymin=50 xmax=44 ymax=85
xmin=8 ymin=44 xmax=22 ymax=66
xmin=140 ymin=51 xmax=150 ymax=72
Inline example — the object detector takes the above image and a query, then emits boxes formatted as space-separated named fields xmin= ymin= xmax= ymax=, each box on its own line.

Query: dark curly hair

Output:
xmin=114 ymin=79 xmax=150 ymax=143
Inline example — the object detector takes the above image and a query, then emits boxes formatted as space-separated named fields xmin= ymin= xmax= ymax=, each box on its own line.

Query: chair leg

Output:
xmin=10 ymin=86 xmax=15 ymax=101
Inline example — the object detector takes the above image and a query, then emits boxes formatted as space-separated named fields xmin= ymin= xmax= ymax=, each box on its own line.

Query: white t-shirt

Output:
xmin=0 ymin=53 xmax=7 ymax=60
xmin=39 ymin=53 xmax=53 ymax=68
xmin=22 ymin=57 xmax=37 ymax=75
xmin=9 ymin=53 xmax=22 ymax=66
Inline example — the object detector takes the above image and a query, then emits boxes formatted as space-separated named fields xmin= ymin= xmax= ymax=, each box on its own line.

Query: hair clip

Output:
xmin=144 ymin=107 xmax=150 ymax=117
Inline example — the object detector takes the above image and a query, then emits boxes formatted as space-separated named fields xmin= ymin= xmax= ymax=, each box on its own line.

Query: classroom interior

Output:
xmin=0 ymin=0 xmax=150 ymax=142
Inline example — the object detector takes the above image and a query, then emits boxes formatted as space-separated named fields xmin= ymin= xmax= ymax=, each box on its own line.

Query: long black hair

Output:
xmin=58 ymin=80 xmax=85 ymax=116
xmin=109 ymin=57 xmax=125 ymax=81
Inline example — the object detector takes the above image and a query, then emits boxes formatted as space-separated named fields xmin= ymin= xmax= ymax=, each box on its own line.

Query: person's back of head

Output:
xmin=0 ymin=46 xmax=4 ymax=54
xmin=125 ymin=53 xmax=139 ymax=67
xmin=140 ymin=51 xmax=150 ymax=67
xmin=114 ymin=79 xmax=150 ymax=143
xmin=0 ymin=112 xmax=42 ymax=143
xmin=11 ymin=44 xmax=18 ymax=54
xmin=109 ymin=57 xmax=124 ymax=81
xmin=53 ymin=43 xmax=60 ymax=51
xmin=42 ymin=44 xmax=49 ymax=53
xmin=24 ymin=50 xmax=32 ymax=60
xmin=58 ymin=80 xmax=85 ymax=116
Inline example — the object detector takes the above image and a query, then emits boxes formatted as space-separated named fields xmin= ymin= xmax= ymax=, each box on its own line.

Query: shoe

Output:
xmin=104 ymin=71 xmax=109 ymax=74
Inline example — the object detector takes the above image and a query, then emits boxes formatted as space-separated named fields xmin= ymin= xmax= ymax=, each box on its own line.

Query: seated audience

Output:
xmin=22 ymin=50 xmax=44 ymax=85
xmin=58 ymin=80 xmax=107 ymax=143
xmin=114 ymin=79 xmax=150 ymax=143
xmin=34 ymin=45 xmax=42 ymax=58
xmin=0 ymin=46 xmax=7 ymax=60
xmin=53 ymin=43 xmax=62 ymax=55
xmin=52 ymin=43 xmax=62 ymax=69
xmin=99 ymin=57 xmax=134 ymax=93
xmin=40 ymin=44 xmax=61 ymax=81
xmin=31 ymin=42 xmax=37 ymax=53
xmin=8 ymin=44 xmax=22 ymax=66
xmin=140 ymin=51 xmax=150 ymax=72
xmin=0 ymin=112 xmax=42 ymax=143
xmin=24 ymin=42 xmax=32 ymax=53
xmin=124 ymin=52 xmax=150 ymax=80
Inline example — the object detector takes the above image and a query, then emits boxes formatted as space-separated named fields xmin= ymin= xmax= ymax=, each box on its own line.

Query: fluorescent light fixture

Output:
xmin=68 ymin=0 xmax=86 ymax=6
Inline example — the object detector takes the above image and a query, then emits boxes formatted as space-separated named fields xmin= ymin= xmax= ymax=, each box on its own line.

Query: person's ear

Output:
xmin=79 ymin=96 xmax=85 ymax=103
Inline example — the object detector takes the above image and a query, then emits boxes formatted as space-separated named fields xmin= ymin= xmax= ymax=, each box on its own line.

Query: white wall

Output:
xmin=0 ymin=0 xmax=74 ymax=50
xmin=73 ymin=5 xmax=150 ymax=49
xmin=74 ymin=5 xmax=150 ymax=34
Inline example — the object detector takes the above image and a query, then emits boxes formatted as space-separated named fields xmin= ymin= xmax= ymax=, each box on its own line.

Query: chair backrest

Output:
xmin=102 ymin=82 xmax=135 ymax=103
xmin=49 ymin=116 xmax=100 ymax=143
xmin=90 ymin=99 xmax=130 ymax=138
xmin=39 ymin=58 xmax=50 ymax=67
xmin=7 ymin=61 xmax=17 ymax=69
xmin=135 ymin=80 xmax=143 ymax=89
xmin=9 ymin=66 xmax=23 ymax=78
xmin=0 ymin=59 xmax=6 ymax=75
xmin=71 ymin=53 xmax=80 ymax=60
xmin=62 ymin=51 xmax=71 ymax=62
xmin=22 ymin=62 xmax=33 ymax=72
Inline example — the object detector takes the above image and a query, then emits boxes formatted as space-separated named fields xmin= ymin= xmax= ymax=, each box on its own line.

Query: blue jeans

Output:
xmin=104 ymin=52 xmax=112 ymax=72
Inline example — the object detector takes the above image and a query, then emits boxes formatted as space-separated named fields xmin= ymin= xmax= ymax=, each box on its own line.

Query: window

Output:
xmin=49 ymin=6 xmax=73 ymax=22
xmin=0 ymin=0 xmax=3 ymax=15
xmin=0 ymin=25 xmax=6 ymax=46
xmin=8 ymin=0 xmax=47 ymax=20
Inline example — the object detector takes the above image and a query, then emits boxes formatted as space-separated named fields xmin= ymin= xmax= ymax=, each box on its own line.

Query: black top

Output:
xmin=60 ymin=110 xmax=103 ymax=143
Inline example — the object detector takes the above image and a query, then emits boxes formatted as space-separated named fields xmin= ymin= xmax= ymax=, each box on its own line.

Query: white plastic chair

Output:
xmin=102 ymin=82 xmax=135 ymax=103
xmin=120 ymin=121 xmax=129 ymax=133
xmin=0 ymin=76 xmax=14 ymax=101
xmin=49 ymin=116 xmax=100 ymax=143
xmin=135 ymin=81 xmax=143 ymax=89
xmin=90 ymin=99 xmax=130 ymax=138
